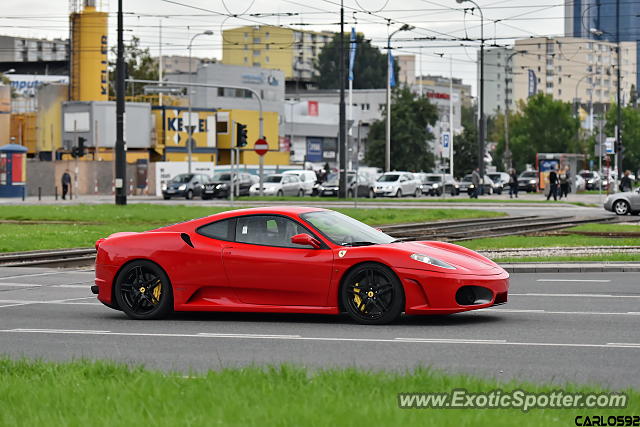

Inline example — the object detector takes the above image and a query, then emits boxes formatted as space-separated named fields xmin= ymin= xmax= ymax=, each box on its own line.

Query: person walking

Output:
xmin=470 ymin=167 xmax=481 ymax=199
xmin=508 ymin=168 xmax=518 ymax=199
xmin=61 ymin=169 xmax=71 ymax=200
xmin=546 ymin=166 xmax=558 ymax=201
xmin=620 ymin=170 xmax=633 ymax=192
xmin=558 ymin=166 xmax=570 ymax=200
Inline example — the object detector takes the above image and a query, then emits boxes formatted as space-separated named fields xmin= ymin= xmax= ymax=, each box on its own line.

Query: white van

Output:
xmin=282 ymin=170 xmax=317 ymax=195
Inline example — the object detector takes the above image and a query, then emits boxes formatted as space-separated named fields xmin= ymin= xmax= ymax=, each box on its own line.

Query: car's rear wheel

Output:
xmin=341 ymin=263 xmax=404 ymax=325
xmin=414 ymin=188 xmax=421 ymax=198
xmin=614 ymin=200 xmax=630 ymax=215
xmin=114 ymin=260 xmax=173 ymax=320
xmin=185 ymin=190 xmax=193 ymax=200
xmin=277 ymin=190 xmax=284 ymax=197
xmin=396 ymin=189 xmax=402 ymax=198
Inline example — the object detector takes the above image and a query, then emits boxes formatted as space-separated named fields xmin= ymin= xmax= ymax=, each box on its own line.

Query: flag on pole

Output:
xmin=388 ymin=50 xmax=396 ymax=88
xmin=348 ymin=27 xmax=357 ymax=82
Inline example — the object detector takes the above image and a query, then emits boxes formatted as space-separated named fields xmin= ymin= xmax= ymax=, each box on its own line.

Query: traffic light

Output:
xmin=71 ymin=136 xmax=87 ymax=158
xmin=236 ymin=123 xmax=248 ymax=147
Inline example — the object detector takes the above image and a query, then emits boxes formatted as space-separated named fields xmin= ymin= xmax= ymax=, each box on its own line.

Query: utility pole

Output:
xmin=615 ymin=0 xmax=623 ymax=177
xmin=338 ymin=1 xmax=347 ymax=198
xmin=115 ymin=0 xmax=126 ymax=205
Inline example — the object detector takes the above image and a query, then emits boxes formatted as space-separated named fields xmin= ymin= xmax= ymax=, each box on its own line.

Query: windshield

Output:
xmin=212 ymin=173 xmax=231 ymax=181
xmin=580 ymin=172 xmax=594 ymax=178
xmin=488 ymin=174 xmax=502 ymax=182
xmin=378 ymin=174 xmax=400 ymax=182
xmin=301 ymin=210 xmax=395 ymax=246
xmin=520 ymin=172 xmax=536 ymax=178
xmin=425 ymin=176 xmax=442 ymax=183
xmin=265 ymin=175 xmax=282 ymax=183
xmin=462 ymin=174 xmax=472 ymax=182
xmin=326 ymin=174 xmax=356 ymax=185
xmin=170 ymin=174 xmax=194 ymax=183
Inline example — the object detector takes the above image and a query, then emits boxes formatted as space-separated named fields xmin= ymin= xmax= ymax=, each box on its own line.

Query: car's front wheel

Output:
xmin=414 ymin=188 xmax=421 ymax=198
xmin=369 ymin=189 xmax=375 ymax=199
xmin=614 ymin=200 xmax=630 ymax=215
xmin=114 ymin=260 xmax=173 ymax=320
xmin=341 ymin=263 xmax=404 ymax=325
xmin=396 ymin=189 xmax=402 ymax=198
xmin=185 ymin=190 xmax=193 ymax=200
xmin=298 ymin=189 xmax=305 ymax=197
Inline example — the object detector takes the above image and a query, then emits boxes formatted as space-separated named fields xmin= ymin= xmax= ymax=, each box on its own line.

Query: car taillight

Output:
xmin=95 ymin=238 xmax=106 ymax=250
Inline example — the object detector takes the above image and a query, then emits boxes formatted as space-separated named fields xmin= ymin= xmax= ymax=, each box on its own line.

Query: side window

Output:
xmin=198 ymin=218 xmax=235 ymax=241
xmin=235 ymin=215 xmax=311 ymax=248
xmin=299 ymin=174 xmax=306 ymax=182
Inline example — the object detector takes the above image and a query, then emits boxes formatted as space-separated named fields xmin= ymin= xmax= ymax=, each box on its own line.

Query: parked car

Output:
xmin=604 ymin=187 xmax=640 ymax=215
xmin=416 ymin=173 xmax=460 ymax=196
xmin=579 ymin=170 xmax=601 ymax=190
xmin=249 ymin=174 xmax=304 ymax=196
xmin=202 ymin=172 xmax=253 ymax=199
xmin=374 ymin=172 xmax=421 ymax=198
xmin=459 ymin=174 xmax=495 ymax=195
xmin=517 ymin=170 xmax=539 ymax=192
xmin=317 ymin=171 xmax=375 ymax=198
xmin=574 ymin=174 xmax=586 ymax=191
xmin=282 ymin=170 xmax=317 ymax=195
xmin=162 ymin=173 xmax=209 ymax=200
xmin=487 ymin=172 xmax=510 ymax=195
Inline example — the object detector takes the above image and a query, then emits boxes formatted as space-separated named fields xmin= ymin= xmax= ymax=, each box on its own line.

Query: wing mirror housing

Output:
xmin=291 ymin=233 xmax=321 ymax=249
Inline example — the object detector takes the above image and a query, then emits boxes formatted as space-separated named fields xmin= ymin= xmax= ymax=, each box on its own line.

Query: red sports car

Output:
xmin=92 ymin=207 xmax=509 ymax=324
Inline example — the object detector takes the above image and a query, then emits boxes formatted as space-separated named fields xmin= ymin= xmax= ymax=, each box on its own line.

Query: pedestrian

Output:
xmin=558 ymin=166 xmax=570 ymax=200
xmin=470 ymin=167 xmax=481 ymax=199
xmin=546 ymin=166 xmax=558 ymax=201
xmin=508 ymin=168 xmax=518 ymax=199
xmin=61 ymin=169 xmax=71 ymax=200
xmin=620 ymin=170 xmax=633 ymax=192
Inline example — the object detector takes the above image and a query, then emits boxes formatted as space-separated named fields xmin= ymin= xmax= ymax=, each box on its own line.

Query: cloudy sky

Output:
xmin=3 ymin=0 xmax=568 ymax=94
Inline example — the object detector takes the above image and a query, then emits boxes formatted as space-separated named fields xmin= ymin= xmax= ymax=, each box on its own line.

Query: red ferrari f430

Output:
xmin=92 ymin=207 xmax=509 ymax=324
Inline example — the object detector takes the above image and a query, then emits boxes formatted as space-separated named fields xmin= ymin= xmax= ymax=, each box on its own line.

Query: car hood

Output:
xmin=262 ymin=182 xmax=282 ymax=187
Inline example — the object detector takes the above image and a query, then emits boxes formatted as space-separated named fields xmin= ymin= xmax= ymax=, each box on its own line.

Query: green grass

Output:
xmin=497 ymin=254 xmax=640 ymax=263
xmin=0 ymin=359 xmax=635 ymax=426
xmin=461 ymin=234 xmax=640 ymax=251
xmin=0 ymin=204 xmax=502 ymax=252
xmin=568 ymin=223 xmax=640 ymax=233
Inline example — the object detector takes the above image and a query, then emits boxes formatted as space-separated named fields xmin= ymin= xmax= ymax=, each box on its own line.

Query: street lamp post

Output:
xmin=504 ymin=50 xmax=527 ymax=171
xmin=187 ymin=30 xmax=213 ymax=174
xmin=385 ymin=24 xmax=413 ymax=172
xmin=456 ymin=0 xmax=484 ymax=176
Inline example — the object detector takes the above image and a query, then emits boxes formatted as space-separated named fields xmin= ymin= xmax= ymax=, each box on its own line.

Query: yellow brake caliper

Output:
xmin=353 ymin=284 xmax=366 ymax=312
xmin=152 ymin=280 xmax=162 ymax=304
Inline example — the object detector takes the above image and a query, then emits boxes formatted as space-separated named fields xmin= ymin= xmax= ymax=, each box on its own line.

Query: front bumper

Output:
xmin=374 ymin=188 xmax=397 ymax=196
xmin=162 ymin=189 xmax=187 ymax=197
xmin=395 ymin=267 xmax=509 ymax=315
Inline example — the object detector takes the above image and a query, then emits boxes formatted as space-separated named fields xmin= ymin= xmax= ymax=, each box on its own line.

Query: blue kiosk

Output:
xmin=0 ymin=144 xmax=27 ymax=198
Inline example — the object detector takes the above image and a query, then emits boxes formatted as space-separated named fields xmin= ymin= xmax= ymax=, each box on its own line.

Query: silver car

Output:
xmin=249 ymin=174 xmax=304 ymax=197
xmin=604 ymin=188 xmax=640 ymax=215
xmin=374 ymin=172 xmax=421 ymax=198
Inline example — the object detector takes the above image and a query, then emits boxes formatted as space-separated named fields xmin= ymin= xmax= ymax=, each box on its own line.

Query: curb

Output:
xmin=499 ymin=262 xmax=640 ymax=273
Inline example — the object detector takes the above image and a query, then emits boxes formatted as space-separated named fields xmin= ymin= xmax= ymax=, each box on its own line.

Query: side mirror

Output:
xmin=291 ymin=233 xmax=321 ymax=249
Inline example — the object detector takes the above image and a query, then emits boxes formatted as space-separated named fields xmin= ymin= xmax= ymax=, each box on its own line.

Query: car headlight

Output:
xmin=161 ymin=183 xmax=167 ymax=191
xmin=178 ymin=184 xmax=187 ymax=191
xmin=410 ymin=253 xmax=456 ymax=270
xmin=432 ymin=183 xmax=439 ymax=188
xmin=587 ymin=179 xmax=594 ymax=184
xmin=529 ymin=179 xmax=536 ymax=184
xmin=454 ymin=184 xmax=459 ymax=188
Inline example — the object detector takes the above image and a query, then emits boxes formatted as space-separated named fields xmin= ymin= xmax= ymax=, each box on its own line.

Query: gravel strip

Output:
xmin=479 ymin=246 xmax=640 ymax=259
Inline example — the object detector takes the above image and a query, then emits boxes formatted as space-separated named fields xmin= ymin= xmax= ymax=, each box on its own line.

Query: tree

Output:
xmin=365 ymin=87 xmax=438 ymax=171
xmin=493 ymin=93 xmax=580 ymax=172
xmin=108 ymin=36 xmax=158 ymax=97
xmin=453 ymin=105 xmax=479 ymax=177
xmin=314 ymin=32 xmax=399 ymax=89
xmin=605 ymin=103 xmax=640 ymax=172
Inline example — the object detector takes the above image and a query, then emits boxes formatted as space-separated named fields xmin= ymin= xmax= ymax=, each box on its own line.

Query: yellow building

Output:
xmin=222 ymin=25 xmax=333 ymax=81
xmin=152 ymin=106 xmax=289 ymax=166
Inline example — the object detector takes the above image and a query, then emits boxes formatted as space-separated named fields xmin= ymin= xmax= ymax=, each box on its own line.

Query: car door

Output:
xmin=221 ymin=215 xmax=334 ymax=306
xmin=630 ymin=189 xmax=640 ymax=210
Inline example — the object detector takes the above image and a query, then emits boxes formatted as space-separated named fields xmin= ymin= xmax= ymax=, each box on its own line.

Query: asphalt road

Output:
xmin=0 ymin=267 xmax=638 ymax=389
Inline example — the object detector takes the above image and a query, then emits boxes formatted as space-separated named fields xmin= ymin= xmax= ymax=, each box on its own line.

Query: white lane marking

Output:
xmin=0 ymin=283 xmax=90 ymax=289
xmin=0 ymin=297 xmax=99 ymax=308
xmin=0 ymin=271 xmax=75 ymax=280
xmin=484 ymin=308 xmax=640 ymax=316
xmin=1 ymin=328 xmax=639 ymax=350
xmin=511 ymin=293 xmax=640 ymax=298
xmin=536 ymin=279 xmax=611 ymax=283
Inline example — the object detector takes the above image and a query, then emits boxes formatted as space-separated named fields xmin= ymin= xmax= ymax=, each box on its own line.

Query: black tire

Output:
xmin=396 ymin=189 xmax=402 ymax=198
xmin=414 ymin=188 xmax=421 ymax=198
xmin=341 ymin=263 xmax=404 ymax=325
xmin=631 ymin=211 xmax=640 ymax=216
xmin=185 ymin=190 xmax=193 ymax=200
xmin=163 ymin=195 xmax=171 ymax=200
xmin=450 ymin=190 xmax=456 ymax=197
xmin=277 ymin=190 xmax=284 ymax=197
xmin=298 ymin=189 xmax=305 ymax=197
xmin=613 ymin=200 xmax=630 ymax=215
xmin=114 ymin=260 xmax=173 ymax=320
xmin=201 ymin=195 xmax=212 ymax=200
xmin=368 ymin=189 xmax=375 ymax=199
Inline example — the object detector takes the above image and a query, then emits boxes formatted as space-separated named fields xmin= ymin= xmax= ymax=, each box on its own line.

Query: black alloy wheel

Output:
xmin=341 ymin=263 xmax=404 ymax=324
xmin=114 ymin=260 xmax=173 ymax=320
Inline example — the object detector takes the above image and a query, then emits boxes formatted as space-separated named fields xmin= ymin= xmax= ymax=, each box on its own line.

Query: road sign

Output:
xmin=254 ymin=139 xmax=268 ymax=156
xmin=605 ymin=137 xmax=615 ymax=154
